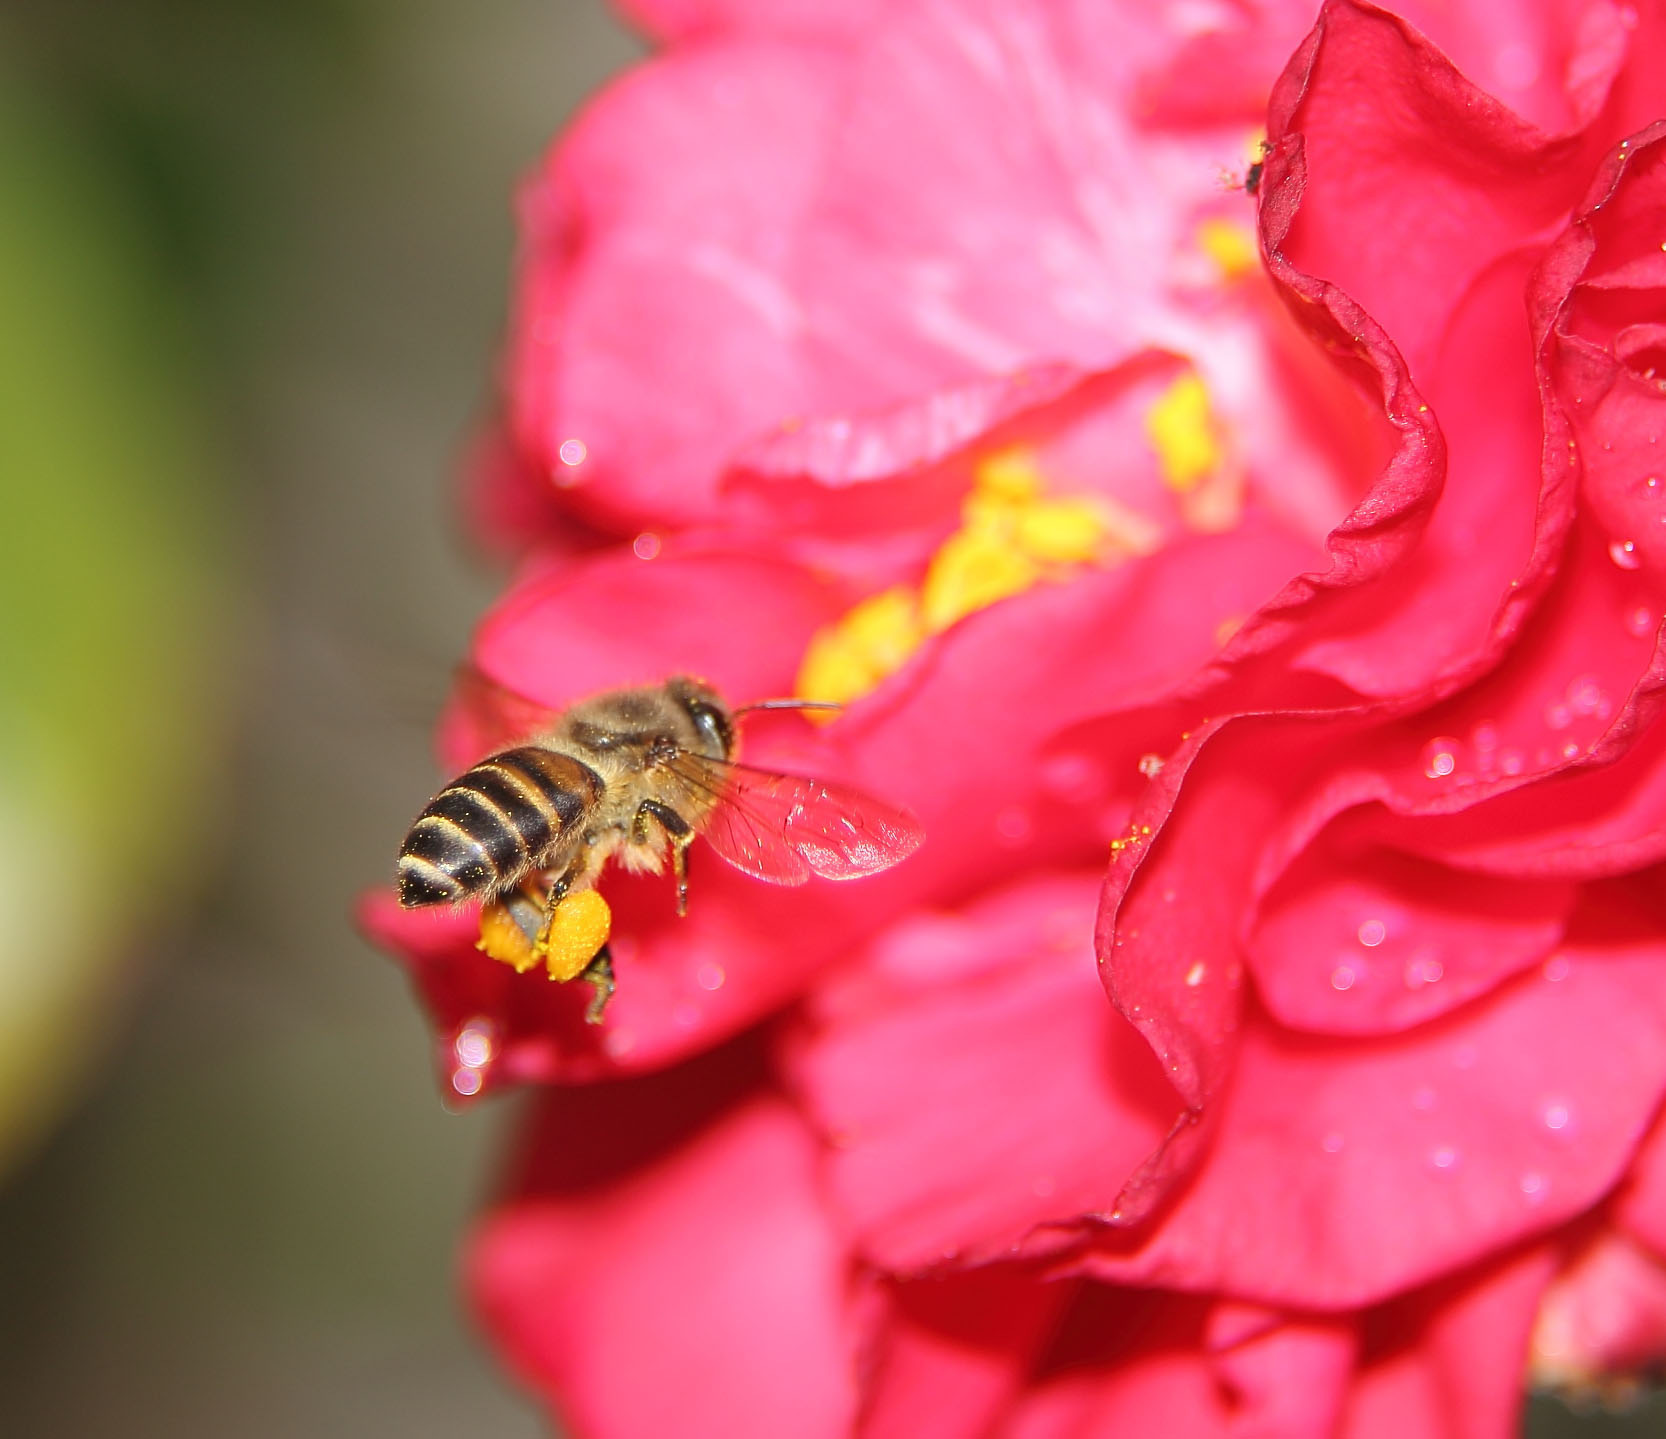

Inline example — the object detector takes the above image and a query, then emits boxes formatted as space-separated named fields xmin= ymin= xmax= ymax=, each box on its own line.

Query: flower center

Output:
xmin=795 ymin=368 xmax=1243 ymax=709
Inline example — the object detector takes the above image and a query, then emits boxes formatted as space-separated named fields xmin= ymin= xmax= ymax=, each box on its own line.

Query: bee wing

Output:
xmin=451 ymin=664 xmax=564 ymax=755
xmin=664 ymin=754 xmax=924 ymax=885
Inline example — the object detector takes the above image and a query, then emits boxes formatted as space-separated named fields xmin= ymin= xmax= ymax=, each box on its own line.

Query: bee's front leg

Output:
xmin=580 ymin=946 xmax=615 ymax=1025
xmin=633 ymin=799 xmax=694 ymax=916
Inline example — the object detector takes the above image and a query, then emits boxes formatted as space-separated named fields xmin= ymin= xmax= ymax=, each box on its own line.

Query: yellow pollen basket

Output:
xmin=538 ymin=888 xmax=614 ymax=982
xmin=477 ymin=901 xmax=539 ymax=973
xmin=795 ymin=445 xmax=1115 ymax=708
xmin=476 ymin=888 xmax=613 ymax=983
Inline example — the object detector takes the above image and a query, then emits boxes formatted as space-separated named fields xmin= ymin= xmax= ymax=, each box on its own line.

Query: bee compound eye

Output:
xmin=685 ymin=699 xmax=732 ymax=755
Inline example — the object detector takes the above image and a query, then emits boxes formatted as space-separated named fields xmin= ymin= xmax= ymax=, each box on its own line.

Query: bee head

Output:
xmin=666 ymin=676 xmax=734 ymax=760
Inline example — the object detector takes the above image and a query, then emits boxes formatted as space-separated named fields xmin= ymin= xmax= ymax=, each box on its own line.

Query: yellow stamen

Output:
xmin=796 ymin=443 xmax=1125 ymax=707
xmin=1195 ymin=217 xmax=1258 ymax=280
xmin=795 ymin=585 xmax=923 ymax=710
xmin=1015 ymin=497 xmax=1112 ymax=564
xmin=1147 ymin=372 xmax=1220 ymax=493
xmin=921 ymin=528 xmax=1043 ymax=633
xmin=972 ymin=445 xmax=1044 ymax=502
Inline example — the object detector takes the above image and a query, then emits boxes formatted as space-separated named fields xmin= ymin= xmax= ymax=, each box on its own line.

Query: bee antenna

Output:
xmin=734 ymin=698 xmax=844 ymax=716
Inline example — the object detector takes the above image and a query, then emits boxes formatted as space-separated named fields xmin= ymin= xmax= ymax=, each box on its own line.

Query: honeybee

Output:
xmin=397 ymin=675 xmax=923 ymax=1022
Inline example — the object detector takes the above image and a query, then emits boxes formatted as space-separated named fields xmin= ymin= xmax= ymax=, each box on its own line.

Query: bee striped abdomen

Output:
xmin=396 ymin=746 xmax=603 ymax=908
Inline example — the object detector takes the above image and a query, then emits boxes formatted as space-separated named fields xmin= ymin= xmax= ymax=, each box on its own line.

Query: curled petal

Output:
xmin=1083 ymin=899 xmax=1666 ymax=1308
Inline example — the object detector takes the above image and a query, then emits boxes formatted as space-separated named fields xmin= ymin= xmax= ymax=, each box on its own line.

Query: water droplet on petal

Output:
xmin=1562 ymin=673 xmax=1607 ymax=719
xmin=1544 ymin=702 xmax=1572 ymax=731
xmin=559 ymin=437 xmax=588 ymax=467
xmin=1404 ymin=955 xmax=1444 ymax=989
xmin=605 ymin=1029 xmax=637 ymax=1058
xmin=633 ymin=532 xmax=661 ymax=560
xmin=1039 ymin=752 xmax=1104 ymax=801
xmin=453 ymin=1021 xmax=495 ymax=1069
xmin=1520 ymin=1171 xmax=1547 ymax=1203
xmin=1331 ymin=964 xmax=1357 ymax=991
xmin=995 ymin=807 xmax=1032 ymax=847
xmin=1429 ymin=1145 xmax=1459 ymax=1171
xmin=1626 ymin=606 xmax=1656 ymax=639
xmin=1499 ymin=748 xmax=1526 ymax=775
xmin=1184 ymin=961 xmax=1207 ymax=987
xmin=451 ymin=1067 xmax=483 ymax=1096
xmin=1544 ymin=956 xmax=1571 ymax=982
xmin=1421 ymin=737 xmax=1459 ymax=778
xmin=1357 ymin=918 xmax=1387 ymax=948
xmin=697 ymin=963 xmax=726 ymax=992
xmin=1542 ymin=1101 xmax=1572 ymax=1132
xmin=1610 ymin=538 xmax=1641 ymax=569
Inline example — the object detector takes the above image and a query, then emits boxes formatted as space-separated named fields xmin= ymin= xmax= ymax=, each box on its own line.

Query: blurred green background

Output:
xmin=0 ymin=3 xmax=1657 ymax=1435
xmin=0 ymin=2 xmax=635 ymax=1433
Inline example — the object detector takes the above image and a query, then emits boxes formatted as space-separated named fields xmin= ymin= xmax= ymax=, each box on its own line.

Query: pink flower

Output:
xmin=367 ymin=0 xmax=1666 ymax=1432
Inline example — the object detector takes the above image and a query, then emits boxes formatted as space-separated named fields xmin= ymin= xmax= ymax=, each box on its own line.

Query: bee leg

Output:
xmin=634 ymin=799 xmax=694 ymax=917
xmin=580 ymin=946 xmax=615 ymax=1025
xmin=535 ymin=859 xmax=588 ymax=949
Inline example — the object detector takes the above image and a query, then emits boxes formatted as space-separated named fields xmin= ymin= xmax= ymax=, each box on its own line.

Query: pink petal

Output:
xmin=1248 ymin=826 xmax=1577 ymax=1036
xmin=508 ymin=40 xmax=844 ymax=529
xmin=796 ymin=0 xmax=1273 ymax=410
xmin=470 ymin=1085 xmax=857 ymax=1439
xmin=466 ymin=544 xmax=848 ymax=730
xmin=1091 ymin=719 xmax=1303 ymax=1220
xmin=1208 ymin=1304 xmax=1358 ymax=1437
xmin=1082 ymin=901 xmax=1666 ymax=1307
xmin=1270 ymin=2 xmax=1600 ymax=388
xmin=1005 ymin=1287 xmax=1355 ymax=1438
xmin=1388 ymin=0 xmax=1632 ymax=134
xmin=1095 ymin=5 xmax=1666 ymax=1226
xmin=787 ymin=872 xmax=1178 ymax=1271
xmin=519 ymin=0 xmax=1314 ymax=532
xmin=613 ymin=0 xmax=880 ymax=44
xmin=1560 ymin=124 xmax=1666 ymax=582
xmin=1613 ymin=1101 xmax=1666 ymax=1262
xmin=1003 ymin=1290 xmax=1233 ymax=1439
xmin=857 ymin=1269 xmax=1067 ymax=1439
xmin=1340 ymin=1245 xmax=1556 ymax=1439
